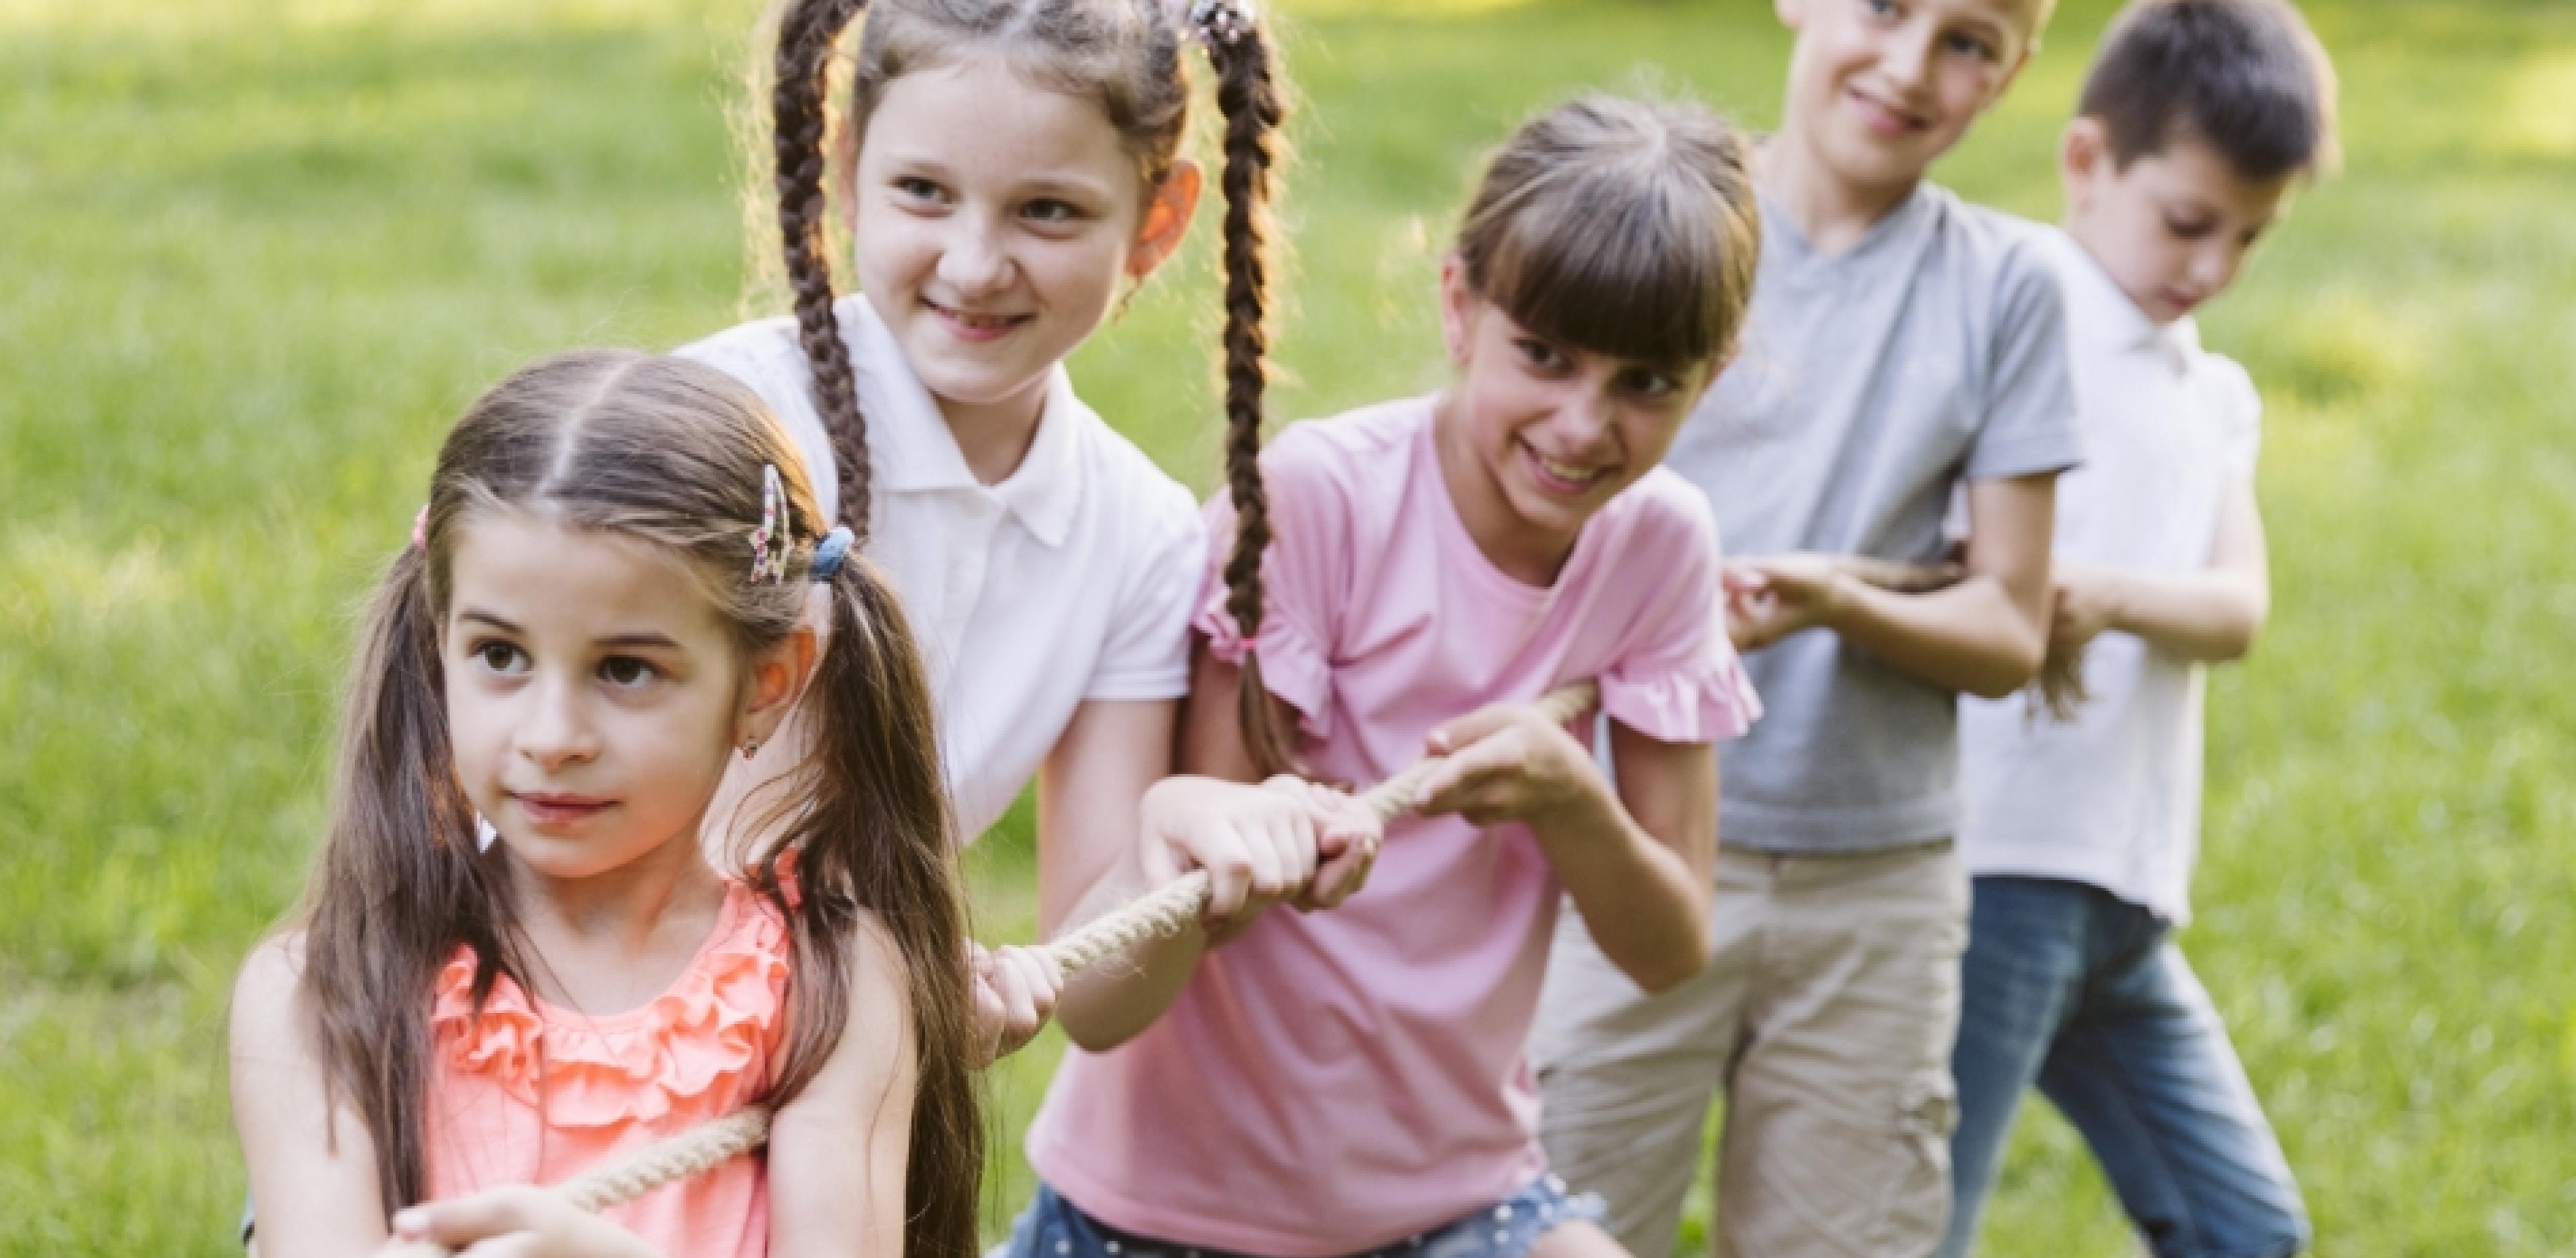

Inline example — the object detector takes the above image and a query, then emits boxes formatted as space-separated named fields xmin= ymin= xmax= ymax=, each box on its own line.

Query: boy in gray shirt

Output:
xmin=1533 ymin=1 xmax=2080 ymax=1255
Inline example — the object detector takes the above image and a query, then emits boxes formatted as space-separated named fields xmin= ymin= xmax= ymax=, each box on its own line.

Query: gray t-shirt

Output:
xmin=1666 ymin=184 xmax=2080 ymax=853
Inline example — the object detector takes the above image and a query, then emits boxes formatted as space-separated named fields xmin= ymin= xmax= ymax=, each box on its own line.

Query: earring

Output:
xmin=474 ymin=813 xmax=500 ymax=853
xmin=743 ymin=738 xmax=763 ymax=760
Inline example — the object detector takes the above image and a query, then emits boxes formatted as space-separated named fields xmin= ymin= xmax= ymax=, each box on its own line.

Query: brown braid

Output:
xmin=773 ymin=0 xmax=875 ymax=536
xmin=1197 ymin=3 xmax=1299 ymax=776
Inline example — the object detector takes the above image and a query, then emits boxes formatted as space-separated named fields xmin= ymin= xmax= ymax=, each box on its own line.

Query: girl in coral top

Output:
xmin=229 ymin=352 xmax=998 ymax=1258
xmin=1008 ymin=97 xmax=1765 ymax=1258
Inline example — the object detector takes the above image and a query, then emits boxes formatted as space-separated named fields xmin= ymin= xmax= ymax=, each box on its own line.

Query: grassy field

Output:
xmin=4 ymin=0 xmax=2573 ymax=1253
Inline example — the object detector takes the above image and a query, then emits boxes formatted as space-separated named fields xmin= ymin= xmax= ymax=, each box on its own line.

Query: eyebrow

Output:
xmin=456 ymin=610 xmax=684 ymax=651
xmin=875 ymin=150 xmax=1117 ymax=202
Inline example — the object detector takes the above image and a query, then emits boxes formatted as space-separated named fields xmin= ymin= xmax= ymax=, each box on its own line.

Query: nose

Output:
xmin=2190 ymin=240 xmax=2239 ymax=294
xmin=1548 ymin=380 xmax=1618 ymax=451
xmin=936 ymin=214 xmax=1016 ymax=300
xmin=515 ymin=672 xmax=599 ymax=773
xmin=1881 ymin=24 xmax=1935 ymax=93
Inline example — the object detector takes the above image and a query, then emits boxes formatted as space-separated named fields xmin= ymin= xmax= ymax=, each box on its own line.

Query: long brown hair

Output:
xmin=1215 ymin=95 xmax=1762 ymax=771
xmin=766 ymin=0 xmax=1287 ymax=560
xmin=293 ymin=351 xmax=981 ymax=1255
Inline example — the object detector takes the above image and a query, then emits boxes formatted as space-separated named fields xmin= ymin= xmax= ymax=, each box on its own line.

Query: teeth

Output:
xmin=1538 ymin=455 xmax=1601 ymax=484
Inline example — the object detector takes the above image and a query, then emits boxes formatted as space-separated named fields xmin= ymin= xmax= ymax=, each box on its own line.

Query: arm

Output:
xmin=765 ymin=916 xmax=918 ymax=1258
xmin=1728 ymin=472 xmax=2059 ymax=699
xmin=2054 ymin=478 xmax=2269 ymax=664
xmin=1039 ymin=696 xmax=1210 ymax=1050
xmin=1416 ymin=710 xmax=1715 ymax=993
xmin=231 ymin=937 xmax=393 ymax=1258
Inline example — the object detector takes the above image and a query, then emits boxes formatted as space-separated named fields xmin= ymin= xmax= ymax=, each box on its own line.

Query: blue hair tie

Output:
xmin=809 ymin=526 xmax=856 ymax=583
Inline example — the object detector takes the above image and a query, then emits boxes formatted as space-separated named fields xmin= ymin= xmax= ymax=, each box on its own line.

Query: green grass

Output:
xmin=4 ymin=0 xmax=2573 ymax=1253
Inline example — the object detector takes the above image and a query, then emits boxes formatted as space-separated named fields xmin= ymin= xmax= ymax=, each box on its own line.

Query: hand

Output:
xmin=1722 ymin=554 xmax=1852 ymax=651
xmin=1415 ymin=701 xmax=1607 ymax=831
xmin=392 ymin=1187 xmax=657 ymax=1258
xmin=1272 ymin=779 xmax=1383 ymax=912
xmin=1137 ymin=775 xmax=1325 ymax=939
xmin=969 ymin=941 xmax=1064 ymax=1065
xmin=2047 ymin=564 xmax=2123 ymax=659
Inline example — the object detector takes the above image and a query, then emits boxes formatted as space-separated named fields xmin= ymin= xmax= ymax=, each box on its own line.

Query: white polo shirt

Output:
xmin=680 ymin=295 xmax=1204 ymax=841
xmin=1958 ymin=229 xmax=2262 ymax=924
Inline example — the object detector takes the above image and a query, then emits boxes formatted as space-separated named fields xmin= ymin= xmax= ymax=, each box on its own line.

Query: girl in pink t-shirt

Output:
xmin=1010 ymin=97 xmax=1766 ymax=1258
xmin=229 ymin=353 xmax=996 ymax=1258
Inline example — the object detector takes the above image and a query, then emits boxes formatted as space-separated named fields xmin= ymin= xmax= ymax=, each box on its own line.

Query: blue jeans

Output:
xmin=1938 ymin=877 xmax=2308 ymax=1258
xmin=992 ymin=1177 xmax=1603 ymax=1258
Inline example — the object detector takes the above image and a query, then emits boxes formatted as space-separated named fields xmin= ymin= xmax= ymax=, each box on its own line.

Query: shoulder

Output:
xmin=2195 ymin=348 xmax=2264 ymax=440
xmin=1061 ymin=395 xmax=1202 ymax=543
xmin=675 ymin=311 xmax=810 ymax=394
xmin=1923 ymin=188 xmax=2064 ymax=309
xmin=1603 ymin=468 xmax=1724 ymax=562
xmin=231 ymin=931 xmax=309 ymax=1031
xmin=1264 ymin=397 xmax=1433 ymax=499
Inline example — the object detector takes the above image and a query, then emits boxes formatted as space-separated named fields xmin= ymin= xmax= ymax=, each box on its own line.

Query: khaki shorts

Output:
xmin=1532 ymin=841 xmax=1968 ymax=1258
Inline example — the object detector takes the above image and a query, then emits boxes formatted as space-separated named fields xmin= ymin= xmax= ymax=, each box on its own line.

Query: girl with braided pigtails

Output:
xmin=681 ymin=0 xmax=1370 ymax=1061
xmin=1004 ymin=95 xmax=1765 ymax=1258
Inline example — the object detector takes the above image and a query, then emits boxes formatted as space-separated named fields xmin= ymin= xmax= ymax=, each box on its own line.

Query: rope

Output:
xmin=363 ymin=559 xmax=1960 ymax=1254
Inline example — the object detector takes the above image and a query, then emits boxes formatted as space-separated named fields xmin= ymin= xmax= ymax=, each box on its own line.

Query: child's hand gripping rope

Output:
xmin=364 ymin=684 xmax=1601 ymax=1258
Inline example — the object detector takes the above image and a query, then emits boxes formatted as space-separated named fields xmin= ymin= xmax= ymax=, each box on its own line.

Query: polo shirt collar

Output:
xmin=847 ymin=298 xmax=1083 ymax=547
xmin=2046 ymin=228 xmax=2196 ymax=373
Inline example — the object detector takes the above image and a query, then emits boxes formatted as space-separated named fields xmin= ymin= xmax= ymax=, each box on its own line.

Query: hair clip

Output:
xmin=1188 ymin=0 xmax=1253 ymax=47
xmin=810 ymin=526 xmax=856 ymax=584
xmin=749 ymin=464 xmax=790 ymax=584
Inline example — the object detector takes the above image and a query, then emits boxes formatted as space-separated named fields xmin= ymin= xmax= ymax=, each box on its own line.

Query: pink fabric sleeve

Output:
xmin=1191 ymin=434 xmax=1349 ymax=741
xmin=1597 ymin=496 xmax=1762 ymax=744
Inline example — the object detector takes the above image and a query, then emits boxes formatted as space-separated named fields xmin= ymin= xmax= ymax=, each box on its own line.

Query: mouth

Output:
xmin=921 ymin=297 xmax=1034 ymax=344
xmin=2158 ymin=287 xmax=2206 ymax=316
xmin=508 ymin=790 xmax=617 ymax=828
xmin=1519 ymin=439 xmax=1617 ymax=498
xmin=1847 ymin=87 xmax=1929 ymax=140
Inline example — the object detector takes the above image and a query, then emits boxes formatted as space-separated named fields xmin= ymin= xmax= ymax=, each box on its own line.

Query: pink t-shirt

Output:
xmin=1024 ymin=398 xmax=1758 ymax=1257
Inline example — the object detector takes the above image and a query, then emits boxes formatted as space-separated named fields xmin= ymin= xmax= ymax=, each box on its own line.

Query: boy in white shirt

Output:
xmin=1941 ymin=3 xmax=2339 ymax=1257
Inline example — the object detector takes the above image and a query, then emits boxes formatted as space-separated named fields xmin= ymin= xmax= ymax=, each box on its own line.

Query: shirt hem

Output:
xmin=1964 ymin=849 xmax=2190 ymax=924
xmin=1719 ymin=795 xmax=1958 ymax=853
xmin=1029 ymin=1141 xmax=1544 ymax=1258
xmin=1964 ymin=431 xmax=2085 ymax=482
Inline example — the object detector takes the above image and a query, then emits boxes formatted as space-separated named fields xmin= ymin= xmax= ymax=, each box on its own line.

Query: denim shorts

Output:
xmin=991 ymin=1175 xmax=1605 ymax=1258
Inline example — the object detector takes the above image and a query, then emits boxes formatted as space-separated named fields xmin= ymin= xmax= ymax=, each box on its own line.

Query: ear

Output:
xmin=2059 ymin=116 xmax=2108 ymax=211
xmin=1438 ymin=254 xmax=1480 ymax=369
xmin=1774 ymin=0 xmax=1806 ymax=31
xmin=1126 ymin=160 xmax=1205 ymax=280
xmin=736 ymin=621 xmax=821 ymax=753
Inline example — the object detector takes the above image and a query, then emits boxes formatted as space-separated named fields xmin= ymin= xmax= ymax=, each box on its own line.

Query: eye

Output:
xmin=599 ymin=656 xmax=661 ymax=689
xmin=892 ymin=175 xmax=948 ymax=205
xmin=1022 ymin=197 xmax=1084 ymax=225
xmin=470 ymin=639 xmax=529 ymax=675
xmin=1513 ymin=337 xmax=1570 ymax=372
xmin=1943 ymin=30 xmax=1998 ymax=60
xmin=2163 ymin=214 xmax=2217 ymax=240
xmin=1618 ymin=368 xmax=1682 ymax=400
xmin=1864 ymin=0 xmax=1901 ymax=20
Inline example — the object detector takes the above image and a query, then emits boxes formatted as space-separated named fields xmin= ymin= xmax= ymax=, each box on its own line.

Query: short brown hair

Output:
xmin=2080 ymin=0 xmax=2341 ymax=180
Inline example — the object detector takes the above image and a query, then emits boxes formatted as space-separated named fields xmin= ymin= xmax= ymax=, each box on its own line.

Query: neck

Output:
xmin=938 ymin=377 xmax=1051 ymax=486
xmin=1757 ymin=134 xmax=1921 ymax=256
xmin=507 ymin=830 xmax=727 ymax=963
xmin=1433 ymin=395 xmax=1581 ymax=588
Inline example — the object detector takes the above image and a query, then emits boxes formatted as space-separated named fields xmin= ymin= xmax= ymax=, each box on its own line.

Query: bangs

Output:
xmin=1466 ymin=160 xmax=1751 ymax=368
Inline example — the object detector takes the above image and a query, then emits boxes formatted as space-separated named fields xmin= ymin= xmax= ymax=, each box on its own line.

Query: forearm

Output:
xmin=1827 ymin=574 xmax=2047 ymax=699
xmin=1050 ymin=847 xmax=1209 ymax=1050
xmin=1535 ymin=783 xmax=1711 ymax=993
xmin=2096 ymin=568 xmax=2267 ymax=663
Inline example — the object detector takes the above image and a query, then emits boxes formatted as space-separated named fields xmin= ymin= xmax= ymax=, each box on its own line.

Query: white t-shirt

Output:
xmin=1958 ymin=229 xmax=2261 ymax=925
xmin=679 ymin=295 xmax=1204 ymax=842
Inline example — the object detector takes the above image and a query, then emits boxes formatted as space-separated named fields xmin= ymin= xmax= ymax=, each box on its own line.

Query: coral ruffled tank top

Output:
xmin=425 ymin=881 xmax=788 ymax=1258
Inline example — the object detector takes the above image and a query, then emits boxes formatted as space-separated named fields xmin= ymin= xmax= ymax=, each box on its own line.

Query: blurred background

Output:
xmin=3 ymin=0 xmax=2571 ymax=1252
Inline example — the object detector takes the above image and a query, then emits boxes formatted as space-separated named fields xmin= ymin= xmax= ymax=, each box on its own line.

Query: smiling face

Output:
xmin=1436 ymin=262 xmax=1718 ymax=578
xmin=441 ymin=511 xmax=775 ymax=882
xmin=1776 ymin=0 xmax=2044 ymax=197
xmin=2062 ymin=123 xmax=2296 ymax=324
xmin=849 ymin=52 xmax=1195 ymax=431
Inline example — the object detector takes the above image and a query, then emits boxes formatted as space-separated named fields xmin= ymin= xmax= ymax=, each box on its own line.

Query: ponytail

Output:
xmin=753 ymin=552 xmax=981 ymax=1258
xmin=773 ymin=0 xmax=875 ymax=535
xmin=299 ymin=541 xmax=521 ymax=1216
xmin=1194 ymin=1 xmax=1299 ymax=776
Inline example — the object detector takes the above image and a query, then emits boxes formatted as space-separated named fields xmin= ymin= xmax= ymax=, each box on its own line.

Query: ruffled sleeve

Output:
xmin=1595 ymin=474 xmax=1762 ymax=744
xmin=431 ymin=884 xmax=792 ymax=1132
xmin=1190 ymin=427 xmax=1351 ymax=742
